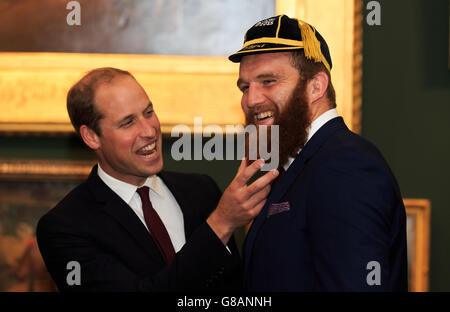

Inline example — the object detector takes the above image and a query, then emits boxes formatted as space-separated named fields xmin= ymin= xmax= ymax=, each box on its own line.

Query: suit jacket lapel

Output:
xmin=243 ymin=117 xmax=348 ymax=275
xmin=86 ymin=166 xmax=165 ymax=264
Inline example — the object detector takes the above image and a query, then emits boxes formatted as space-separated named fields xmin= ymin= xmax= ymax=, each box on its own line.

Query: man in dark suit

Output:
xmin=228 ymin=15 xmax=408 ymax=291
xmin=36 ymin=67 xmax=278 ymax=291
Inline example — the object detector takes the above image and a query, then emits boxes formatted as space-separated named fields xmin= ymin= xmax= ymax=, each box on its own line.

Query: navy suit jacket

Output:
xmin=37 ymin=167 xmax=242 ymax=291
xmin=244 ymin=117 xmax=407 ymax=291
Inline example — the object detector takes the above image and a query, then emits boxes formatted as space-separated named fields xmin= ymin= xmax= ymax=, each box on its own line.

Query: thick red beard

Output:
xmin=245 ymin=79 xmax=311 ymax=168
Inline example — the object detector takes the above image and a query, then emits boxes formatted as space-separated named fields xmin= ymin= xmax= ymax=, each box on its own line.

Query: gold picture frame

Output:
xmin=404 ymin=198 xmax=431 ymax=292
xmin=0 ymin=159 xmax=93 ymax=292
xmin=0 ymin=0 xmax=362 ymax=135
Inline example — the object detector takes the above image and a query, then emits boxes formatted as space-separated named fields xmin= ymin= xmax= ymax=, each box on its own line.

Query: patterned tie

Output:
xmin=136 ymin=186 xmax=175 ymax=264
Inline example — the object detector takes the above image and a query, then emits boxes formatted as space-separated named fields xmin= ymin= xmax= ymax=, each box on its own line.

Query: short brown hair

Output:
xmin=289 ymin=50 xmax=336 ymax=108
xmin=67 ymin=67 xmax=134 ymax=136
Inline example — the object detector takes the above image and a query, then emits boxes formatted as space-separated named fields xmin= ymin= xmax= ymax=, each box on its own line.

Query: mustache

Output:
xmin=245 ymin=105 xmax=280 ymax=125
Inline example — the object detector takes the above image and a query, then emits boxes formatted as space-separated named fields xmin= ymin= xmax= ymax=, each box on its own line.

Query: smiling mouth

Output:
xmin=137 ymin=142 xmax=157 ymax=158
xmin=256 ymin=111 xmax=274 ymax=122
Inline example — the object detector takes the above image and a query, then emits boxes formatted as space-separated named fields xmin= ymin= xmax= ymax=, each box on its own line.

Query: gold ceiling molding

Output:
xmin=0 ymin=159 xmax=94 ymax=180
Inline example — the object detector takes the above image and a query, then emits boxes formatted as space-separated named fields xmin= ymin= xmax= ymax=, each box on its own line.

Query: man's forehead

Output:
xmin=98 ymin=101 xmax=153 ymax=125
xmin=94 ymin=79 xmax=149 ymax=116
xmin=239 ymin=52 xmax=297 ymax=78
xmin=240 ymin=51 xmax=293 ymax=64
xmin=95 ymin=74 xmax=136 ymax=94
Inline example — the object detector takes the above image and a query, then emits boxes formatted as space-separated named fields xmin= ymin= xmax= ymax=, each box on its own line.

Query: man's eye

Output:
xmin=145 ymin=110 xmax=154 ymax=117
xmin=239 ymin=86 xmax=249 ymax=93
xmin=263 ymin=79 xmax=275 ymax=85
xmin=121 ymin=119 xmax=133 ymax=128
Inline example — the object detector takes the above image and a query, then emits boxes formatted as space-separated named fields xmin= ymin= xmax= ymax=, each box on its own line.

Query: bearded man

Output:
xmin=229 ymin=15 xmax=407 ymax=291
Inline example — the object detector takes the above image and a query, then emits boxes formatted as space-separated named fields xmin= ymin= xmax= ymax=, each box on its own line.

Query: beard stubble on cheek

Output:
xmin=244 ymin=80 xmax=312 ymax=168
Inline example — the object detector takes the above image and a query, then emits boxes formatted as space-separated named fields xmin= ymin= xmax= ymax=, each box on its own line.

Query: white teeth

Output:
xmin=141 ymin=142 xmax=156 ymax=152
xmin=256 ymin=111 xmax=273 ymax=120
xmin=143 ymin=150 xmax=156 ymax=158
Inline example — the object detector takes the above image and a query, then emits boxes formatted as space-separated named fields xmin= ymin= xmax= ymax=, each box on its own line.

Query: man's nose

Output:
xmin=246 ymin=84 xmax=265 ymax=109
xmin=138 ymin=118 xmax=157 ymax=138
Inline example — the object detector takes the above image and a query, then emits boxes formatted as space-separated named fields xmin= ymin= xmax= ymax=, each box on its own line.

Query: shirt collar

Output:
xmin=97 ymin=165 xmax=165 ymax=204
xmin=283 ymin=108 xmax=339 ymax=171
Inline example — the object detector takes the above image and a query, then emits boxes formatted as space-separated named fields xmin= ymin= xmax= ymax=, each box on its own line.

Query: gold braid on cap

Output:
xmin=297 ymin=19 xmax=331 ymax=71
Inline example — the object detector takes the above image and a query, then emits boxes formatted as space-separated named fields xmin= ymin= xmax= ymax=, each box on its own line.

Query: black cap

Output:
xmin=229 ymin=15 xmax=332 ymax=71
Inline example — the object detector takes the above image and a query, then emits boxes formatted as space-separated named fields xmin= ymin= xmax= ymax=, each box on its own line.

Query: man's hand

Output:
xmin=207 ymin=158 xmax=279 ymax=245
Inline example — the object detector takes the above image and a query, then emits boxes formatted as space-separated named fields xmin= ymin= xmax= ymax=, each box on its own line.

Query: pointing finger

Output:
xmin=235 ymin=158 xmax=265 ymax=186
xmin=246 ymin=169 xmax=279 ymax=195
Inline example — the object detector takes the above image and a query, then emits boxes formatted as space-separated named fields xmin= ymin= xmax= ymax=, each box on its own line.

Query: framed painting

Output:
xmin=0 ymin=0 xmax=362 ymax=135
xmin=404 ymin=198 xmax=431 ymax=292
xmin=0 ymin=159 xmax=93 ymax=292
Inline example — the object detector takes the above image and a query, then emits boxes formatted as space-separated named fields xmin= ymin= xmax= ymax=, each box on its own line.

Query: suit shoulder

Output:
xmin=158 ymin=171 xmax=222 ymax=216
xmin=318 ymin=129 xmax=393 ymax=173
xmin=311 ymin=128 xmax=403 ymax=195
xmin=38 ymin=181 xmax=93 ymax=229
xmin=159 ymin=170 xmax=214 ymax=181
xmin=307 ymin=130 xmax=404 ymax=223
xmin=309 ymin=129 xmax=402 ymax=198
xmin=159 ymin=171 xmax=220 ymax=192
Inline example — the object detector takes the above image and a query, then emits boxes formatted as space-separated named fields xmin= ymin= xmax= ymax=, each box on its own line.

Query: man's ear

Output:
xmin=306 ymin=72 xmax=329 ymax=103
xmin=79 ymin=125 xmax=101 ymax=150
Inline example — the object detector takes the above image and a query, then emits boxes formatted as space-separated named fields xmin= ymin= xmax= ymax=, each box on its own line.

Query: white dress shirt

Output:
xmin=97 ymin=165 xmax=186 ymax=252
xmin=283 ymin=108 xmax=339 ymax=170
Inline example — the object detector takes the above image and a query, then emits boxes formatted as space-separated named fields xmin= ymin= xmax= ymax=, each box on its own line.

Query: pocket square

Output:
xmin=267 ymin=201 xmax=290 ymax=217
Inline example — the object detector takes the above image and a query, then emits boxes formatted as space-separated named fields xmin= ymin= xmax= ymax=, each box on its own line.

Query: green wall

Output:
xmin=362 ymin=0 xmax=450 ymax=291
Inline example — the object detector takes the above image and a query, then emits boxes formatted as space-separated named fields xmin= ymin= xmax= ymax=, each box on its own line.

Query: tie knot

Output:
xmin=137 ymin=186 xmax=150 ymax=200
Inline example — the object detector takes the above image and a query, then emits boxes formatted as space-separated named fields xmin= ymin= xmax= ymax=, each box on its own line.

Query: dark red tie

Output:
xmin=137 ymin=186 xmax=175 ymax=264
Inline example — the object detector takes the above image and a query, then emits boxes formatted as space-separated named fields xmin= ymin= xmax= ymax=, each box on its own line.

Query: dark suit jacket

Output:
xmin=37 ymin=166 xmax=242 ymax=291
xmin=244 ymin=117 xmax=407 ymax=291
